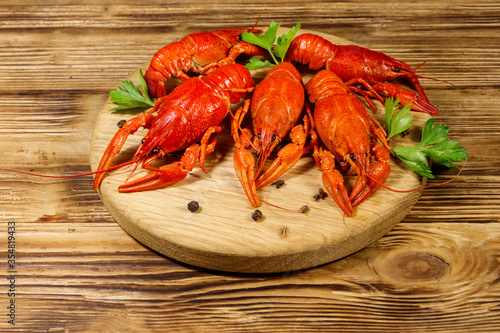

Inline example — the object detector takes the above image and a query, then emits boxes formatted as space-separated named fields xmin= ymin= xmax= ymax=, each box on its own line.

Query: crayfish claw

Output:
xmin=407 ymin=94 xmax=439 ymax=115
xmin=372 ymin=82 xmax=439 ymax=115
xmin=255 ymin=124 xmax=310 ymax=189
xmin=233 ymin=157 xmax=259 ymax=208
xmin=118 ymin=145 xmax=199 ymax=193
xmin=233 ymin=129 xmax=260 ymax=208
xmin=94 ymin=113 xmax=155 ymax=190
xmin=316 ymin=150 xmax=354 ymax=216
xmin=322 ymin=168 xmax=353 ymax=217
xmin=117 ymin=162 xmax=188 ymax=193
xmin=350 ymin=145 xmax=391 ymax=208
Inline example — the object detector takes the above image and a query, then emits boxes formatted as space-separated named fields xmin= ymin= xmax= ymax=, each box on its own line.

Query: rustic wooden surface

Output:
xmin=0 ymin=1 xmax=499 ymax=332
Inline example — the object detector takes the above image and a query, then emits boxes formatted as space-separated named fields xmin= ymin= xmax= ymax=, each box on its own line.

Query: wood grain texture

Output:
xmin=0 ymin=1 xmax=499 ymax=331
xmin=7 ymin=221 xmax=500 ymax=332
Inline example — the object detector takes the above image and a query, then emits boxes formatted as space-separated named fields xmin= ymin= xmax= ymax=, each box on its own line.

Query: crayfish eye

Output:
xmin=257 ymin=133 xmax=261 ymax=140
xmin=151 ymin=148 xmax=160 ymax=155
xmin=141 ymin=138 xmax=147 ymax=144
xmin=393 ymin=66 xmax=401 ymax=73
xmin=350 ymin=153 xmax=356 ymax=161
xmin=271 ymin=134 xmax=277 ymax=142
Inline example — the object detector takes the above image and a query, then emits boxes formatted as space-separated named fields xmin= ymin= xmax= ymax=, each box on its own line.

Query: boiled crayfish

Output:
xmin=231 ymin=62 xmax=317 ymax=207
xmin=305 ymin=69 xmax=392 ymax=216
xmin=93 ymin=64 xmax=255 ymax=192
xmin=286 ymin=33 xmax=439 ymax=115
xmin=144 ymin=26 xmax=267 ymax=98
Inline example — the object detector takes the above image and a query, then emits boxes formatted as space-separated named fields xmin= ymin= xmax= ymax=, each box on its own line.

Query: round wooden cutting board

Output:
xmin=89 ymin=28 xmax=430 ymax=273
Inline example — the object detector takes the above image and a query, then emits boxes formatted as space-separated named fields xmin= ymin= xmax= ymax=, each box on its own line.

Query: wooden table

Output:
xmin=1 ymin=1 xmax=499 ymax=331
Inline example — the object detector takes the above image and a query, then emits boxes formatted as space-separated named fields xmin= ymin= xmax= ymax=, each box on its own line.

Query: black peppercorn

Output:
xmin=187 ymin=201 xmax=199 ymax=212
xmin=117 ymin=119 xmax=126 ymax=128
xmin=314 ymin=188 xmax=327 ymax=201
xmin=251 ymin=209 xmax=263 ymax=221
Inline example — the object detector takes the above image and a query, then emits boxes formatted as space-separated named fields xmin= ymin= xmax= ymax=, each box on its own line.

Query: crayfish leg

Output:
xmin=344 ymin=78 xmax=385 ymax=113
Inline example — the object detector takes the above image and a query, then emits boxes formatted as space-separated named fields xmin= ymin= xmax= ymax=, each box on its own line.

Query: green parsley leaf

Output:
xmin=389 ymin=117 xmax=468 ymax=178
xmin=420 ymin=118 xmax=448 ymax=146
xmin=391 ymin=145 xmax=434 ymax=178
xmin=242 ymin=21 xmax=280 ymax=65
xmin=385 ymin=97 xmax=468 ymax=178
xmin=394 ymin=151 xmax=434 ymax=178
xmin=242 ymin=21 xmax=301 ymax=70
xmin=384 ymin=97 xmax=413 ymax=141
xmin=245 ymin=57 xmax=275 ymax=71
xmin=109 ymin=69 xmax=155 ymax=111
xmin=423 ymin=137 xmax=469 ymax=169
xmin=273 ymin=23 xmax=301 ymax=62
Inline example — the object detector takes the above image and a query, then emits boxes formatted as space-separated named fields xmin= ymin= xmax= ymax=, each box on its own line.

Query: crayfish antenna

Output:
xmin=259 ymin=198 xmax=304 ymax=214
xmin=0 ymin=160 xmax=138 ymax=192
xmin=366 ymin=159 xmax=467 ymax=194
xmin=0 ymin=160 xmax=135 ymax=181
xmin=250 ymin=9 xmax=266 ymax=32
xmin=414 ymin=61 xmax=455 ymax=86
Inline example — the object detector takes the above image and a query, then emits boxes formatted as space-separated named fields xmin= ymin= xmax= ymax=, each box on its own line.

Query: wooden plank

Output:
xmin=4 ymin=222 xmax=500 ymax=332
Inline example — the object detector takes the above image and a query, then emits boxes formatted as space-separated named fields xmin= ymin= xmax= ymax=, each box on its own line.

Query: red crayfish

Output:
xmin=93 ymin=63 xmax=255 ymax=192
xmin=231 ymin=62 xmax=316 ymax=207
xmin=305 ymin=69 xmax=392 ymax=216
xmin=286 ymin=33 xmax=439 ymax=115
xmin=144 ymin=26 xmax=267 ymax=98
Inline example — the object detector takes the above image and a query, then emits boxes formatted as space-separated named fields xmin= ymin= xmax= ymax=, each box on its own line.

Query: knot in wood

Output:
xmin=379 ymin=252 xmax=448 ymax=283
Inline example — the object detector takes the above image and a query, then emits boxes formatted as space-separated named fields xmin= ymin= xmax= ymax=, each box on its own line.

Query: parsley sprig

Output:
xmin=385 ymin=97 xmax=468 ymax=178
xmin=385 ymin=97 xmax=413 ymax=141
xmin=241 ymin=21 xmax=301 ymax=70
xmin=109 ymin=70 xmax=155 ymax=111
